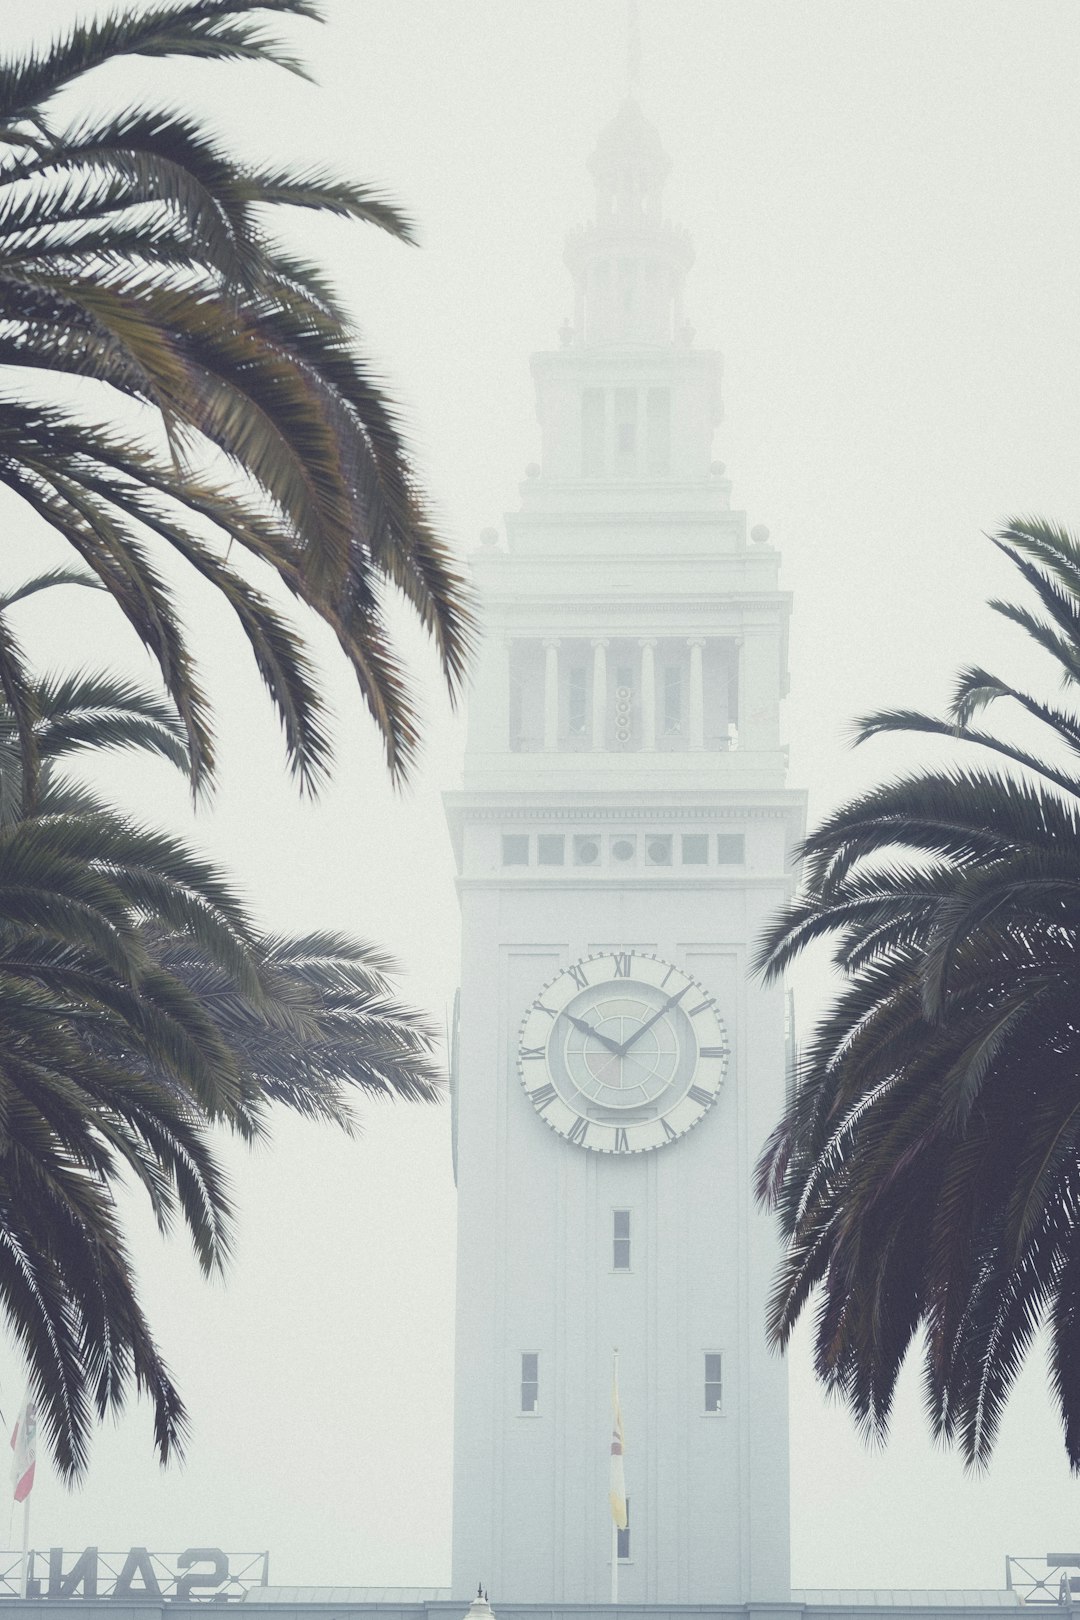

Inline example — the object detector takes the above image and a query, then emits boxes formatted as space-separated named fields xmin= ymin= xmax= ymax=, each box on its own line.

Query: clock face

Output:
xmin=517 ymin=950 xmax=729 ymax=1153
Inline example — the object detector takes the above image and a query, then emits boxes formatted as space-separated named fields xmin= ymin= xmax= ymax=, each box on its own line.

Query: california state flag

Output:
xmin=609 ymin=1354 xmax=627 ymax=1531
xmin=10 ymin=1394 xmax=37 ymax=1503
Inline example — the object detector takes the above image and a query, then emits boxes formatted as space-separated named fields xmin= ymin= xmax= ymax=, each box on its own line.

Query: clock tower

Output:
xmin=445 ymin=99 xmax=803 ymax=1606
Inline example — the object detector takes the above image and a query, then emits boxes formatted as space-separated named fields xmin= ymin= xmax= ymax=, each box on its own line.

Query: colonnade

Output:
xmin=536 ymin=636 xmax=721 ymax=752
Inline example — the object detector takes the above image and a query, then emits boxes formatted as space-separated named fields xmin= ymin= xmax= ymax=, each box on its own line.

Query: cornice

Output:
xmin=455 ymin=875 xmax=796 ymax=893
xmin=448 ymin=802 xmax=801 ymax=823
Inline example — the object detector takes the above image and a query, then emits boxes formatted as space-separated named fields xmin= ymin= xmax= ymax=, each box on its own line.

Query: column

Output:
xmin=639 ymin=639 xmax=656 ymax=752
xmin=591 ymin=638 xmax=608 ymax=751
xmin=688 ymin=638 xmax=705 ymax=751
xmin=543 ymin=639 xmax=560 ymax=752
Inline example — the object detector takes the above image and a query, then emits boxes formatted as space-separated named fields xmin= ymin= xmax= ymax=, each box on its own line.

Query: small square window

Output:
xmin=716 ymin=834 xmax=745 ymax=865
xmin=611 ymin=836 xmax=636 ymax=863
xmin=573 ymin=834 xmax=602 ymax=866
xmin=521 ymin=1352 xmax=539 ymax=1413
xmin=538 ymin=834 xmax=565 ymax=866
xmin=613 ymin=1209 xmax=631 ymax=1271
xmin=704 ymin=1351 xmax=723 ymax=1413
xmin=502 ymin=834 xmax=529 ymax=866
xmin=682 ymin=834 xmax=709 ymax=865
xmin=645 ymin=835 xmax=672 ymax=867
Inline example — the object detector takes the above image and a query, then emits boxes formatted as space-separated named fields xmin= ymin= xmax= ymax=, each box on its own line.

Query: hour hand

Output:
xmin=560 ymin=1009 xmax=623 ymax=1056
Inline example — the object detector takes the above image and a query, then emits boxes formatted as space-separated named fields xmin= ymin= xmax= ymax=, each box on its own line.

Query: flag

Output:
xmin=10 ymin=1394 xmax=36 ymax=1503
xmin=609 ymin=1355 xmax=627 ymax=1531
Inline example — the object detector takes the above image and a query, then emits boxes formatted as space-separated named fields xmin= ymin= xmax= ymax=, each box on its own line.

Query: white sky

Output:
xmin=4 ymin=0 xmax=1080 ymax=1596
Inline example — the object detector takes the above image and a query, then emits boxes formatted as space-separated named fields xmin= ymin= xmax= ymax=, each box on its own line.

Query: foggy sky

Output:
xmin=4 ymin=0 xmax=1080 ymax=1595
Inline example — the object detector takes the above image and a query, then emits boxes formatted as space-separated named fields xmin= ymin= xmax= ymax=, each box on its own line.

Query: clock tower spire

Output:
xmin=447 ymin=98 xmax=802 ymax=1606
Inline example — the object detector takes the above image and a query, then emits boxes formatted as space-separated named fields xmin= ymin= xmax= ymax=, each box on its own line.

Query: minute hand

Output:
xmin=616 ymin=984 xmax=690 ymax=1057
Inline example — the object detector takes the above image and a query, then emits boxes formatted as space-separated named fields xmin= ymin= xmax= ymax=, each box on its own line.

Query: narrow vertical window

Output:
xmin=704 ymin=1352 xmax=723 ymax=1413
xmin=568 ymin=665 xmax=588 ymax=735
xmin=663 ymin=665 xmax=682 ymax=734
xmin=582 ymin=389 xmax=606 ymax=477
xmin=614 ymin=664 xmax=633 ymax=746
xmin=617 ymin=1497 xmax=631 ymax=1561
xmin=646 ymin=387 xmax=671 ymax=474
xmin=613 ymin=1209 xmax=631 ymax=1271
xmin=521 ymin=1352 xmax=539 ymax=1413
xmin=614 ymin=388 xmax=637 ymax=475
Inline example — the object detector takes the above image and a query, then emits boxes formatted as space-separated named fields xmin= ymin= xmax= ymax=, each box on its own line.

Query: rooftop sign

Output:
xmin=0 ymin=1548 xmax=269 ymax=1601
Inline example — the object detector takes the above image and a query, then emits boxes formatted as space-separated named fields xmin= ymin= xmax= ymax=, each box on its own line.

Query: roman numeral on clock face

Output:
xmin=532 ymin=1000 xmax=556 ymax=1017
xmin=698 ymin=1046 xmax=726 ymax=1058
xmin=614 ymin=1128 xmax=630 ymax=1153
xmin=661 ymin=1117 xmax=678 ymax=1142
xmin=520 ymin=1046 xmax=545 ymax=1061
xmin=688 ymin=1085 xmax=714 ymax=1107
xmin=567 ymin=962 xmax=589 ymax=989
xmin=689 ymin=998 xmax=716 ymax=1017
xmin=613 ymin=952 xmax=633 ymax=977
xmin=529 ymin=1083 xmax=557 ymax=1109
xmin=566 ymin=1116 xmax=590 ymax=1146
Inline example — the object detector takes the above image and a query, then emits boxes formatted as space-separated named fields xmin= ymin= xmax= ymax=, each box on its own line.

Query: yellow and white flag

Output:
xmin=609 ymin=1353 xmax=627 ymax=1531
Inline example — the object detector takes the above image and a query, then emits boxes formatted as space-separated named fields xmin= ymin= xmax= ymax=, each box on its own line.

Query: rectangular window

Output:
xmin=537 ymin=834 xmax=565 ymax=866
xmin=613 ymin=1209 xmax=631 ymax=1271
xmin=582 ymin=389 xmax=606 ymax=477
xmin=716 ymin=834 xmax=745 ymax=865
xmin=614 ymin=388 xmax=637 ymax=475
xmin=509 ymin=661 xmax=523 ymax=750
xmin=704 ymin=1352 xmax=723 ymax=1413
xmin=682 ymin=834 xmax=709 ymax=865
xmin=521 ymin=1352 xmax=539 ymax=1413
xmin=617 ymin=1497 xmax=631 ymax=1561
xmin=568 ymin=665 xmax=588 ymax=735
xmin=614 ymin=665 xmax=634 ymax=746
xmin=646 ymin=387 xmax=671 ymax=475
xmin=502 ymin=834 xmax=529 ymax=866
xmin=663 ymin=665 xmax=682 ymax=734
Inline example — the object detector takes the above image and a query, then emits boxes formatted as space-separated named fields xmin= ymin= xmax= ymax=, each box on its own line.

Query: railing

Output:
xmin=1007 ymin=1555 xmax=1080 ymax=1605
xmin=0 ymin=1547 xmax=269 ymax=1601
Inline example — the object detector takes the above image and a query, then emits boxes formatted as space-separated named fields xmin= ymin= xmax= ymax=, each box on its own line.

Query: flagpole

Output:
xmin=611 ymin=1347 xmax=620 ymax=1606
xmin=18 ymin=1496 xmax=29 ymax=1599
xmin=611 ymin=1513 xmax=618 ymax=1605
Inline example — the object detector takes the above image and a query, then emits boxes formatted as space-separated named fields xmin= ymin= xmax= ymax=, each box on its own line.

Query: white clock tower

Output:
xmin=445 ymin=98 xmax=803 ymax=1607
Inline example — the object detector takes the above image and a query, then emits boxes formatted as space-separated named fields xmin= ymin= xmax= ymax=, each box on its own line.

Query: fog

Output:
xmin=3 ymin=0 xmax=1080 ymax=1597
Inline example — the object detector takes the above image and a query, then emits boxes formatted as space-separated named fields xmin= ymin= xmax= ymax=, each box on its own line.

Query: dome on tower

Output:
xmin=566 ymin=98 xmax=693 ymax=346
xmin=588 ymin=96 xmax=671 ymax=190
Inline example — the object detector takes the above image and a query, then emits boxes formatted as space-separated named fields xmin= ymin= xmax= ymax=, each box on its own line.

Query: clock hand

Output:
xmin=616 ymin=984 xmax=691 ymax=1057
xmin=560 ymin=1009 xmax=624 ymax=1057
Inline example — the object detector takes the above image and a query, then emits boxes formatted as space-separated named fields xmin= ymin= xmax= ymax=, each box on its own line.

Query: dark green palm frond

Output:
xmin=0 ymin=600 xmax=41 ymax=813
xmin=757 ymin=516 xmax=1080 ymax=1473
xmin=0 ymin=1 xmax=322 ymax=128
xmin=0 ymin=0 xmax=473 ymax=790
xmin=0 ymin=567 xmax=101 ymax=610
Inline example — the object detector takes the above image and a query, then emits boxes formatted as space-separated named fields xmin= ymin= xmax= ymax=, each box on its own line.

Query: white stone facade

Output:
xmin=446 ymin=100 xmax=804 ymax=1607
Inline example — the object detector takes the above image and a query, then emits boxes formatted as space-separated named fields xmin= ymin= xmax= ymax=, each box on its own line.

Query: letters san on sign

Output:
xmin=4 ymin=1548 xmax=269 ymax=1601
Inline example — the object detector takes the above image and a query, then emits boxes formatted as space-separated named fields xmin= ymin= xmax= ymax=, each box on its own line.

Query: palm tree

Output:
xmin=0 ymin=0 xmax=474 ymax=796
xmin=755 ymin=517 xmax=1080 ymax=1472
xmin=0 ymin=576 xmax=440 ymax=1480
